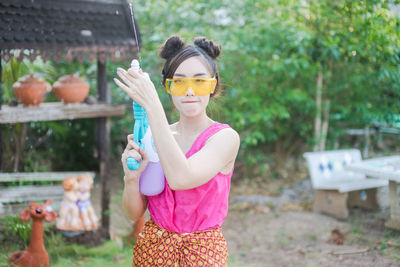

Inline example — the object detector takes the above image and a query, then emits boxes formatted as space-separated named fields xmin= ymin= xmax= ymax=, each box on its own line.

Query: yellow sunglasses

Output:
xmin=165 ymin=77 xmax=217 ymax=96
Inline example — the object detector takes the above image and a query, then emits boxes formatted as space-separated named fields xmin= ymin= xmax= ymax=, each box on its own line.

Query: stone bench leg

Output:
xmin=347 ymin=188 xmax=379 ymax=210
xmin=385 ymin=181 xmax=400 ymax=231
xmin=313 ymin=190 xmax=349 ymax=219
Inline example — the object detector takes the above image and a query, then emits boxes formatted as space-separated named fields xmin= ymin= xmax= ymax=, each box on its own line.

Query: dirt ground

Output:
xmin=224 ymin=210 xmax=397 ymax=267
xmin=91 ymin=163 xmax=400 ymax=267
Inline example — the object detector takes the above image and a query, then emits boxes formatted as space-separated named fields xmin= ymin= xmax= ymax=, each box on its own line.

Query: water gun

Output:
xmin=126 ymin=60 xmax=165 ymax=196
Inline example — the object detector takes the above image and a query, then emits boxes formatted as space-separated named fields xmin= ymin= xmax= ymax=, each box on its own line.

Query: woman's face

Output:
xmin=171 ymin=56 xmax=213 ymax=118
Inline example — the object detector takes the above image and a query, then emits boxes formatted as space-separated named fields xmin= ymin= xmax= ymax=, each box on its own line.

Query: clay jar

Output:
xmin=13 ymin=74 xmax=51 ymax=107
xmin=53 ymin=74 xmax=90 ymax=103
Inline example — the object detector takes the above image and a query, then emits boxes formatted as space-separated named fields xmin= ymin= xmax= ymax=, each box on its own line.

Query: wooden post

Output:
xmin=363 ymin=126 xmax=370 ymax=159
xmin=313 ymin=68 xmax=323 ymax=152
xmin=0 ymin=50 xmax=2 ymax=110
xmin=385 ymin=180 xmax=400 ymax=231
xmin=0 ymin=52 xmax=3 ymax=171
xmin=97 ymin=57 xmax=111 ymax=239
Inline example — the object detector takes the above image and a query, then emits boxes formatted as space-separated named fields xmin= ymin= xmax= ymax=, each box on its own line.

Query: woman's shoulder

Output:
xmin=207 ymin=123 xmax=240 ymax=146
xmin=213 ymin=121 xmax=239 ymax=135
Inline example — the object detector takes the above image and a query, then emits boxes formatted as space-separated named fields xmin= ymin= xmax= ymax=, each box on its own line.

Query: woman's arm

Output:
xmin=147 ymin=103 xmax=240 ymax=190
xmin=121 ymin=134 xmax=149 ymax=221
xmin=115 ymin=69 xmax=240 ymax=190
xmin=122 ymin=176 xmax=148 ymax=221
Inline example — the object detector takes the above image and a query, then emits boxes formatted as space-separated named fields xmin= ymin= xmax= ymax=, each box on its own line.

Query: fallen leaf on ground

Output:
xmin=298 ymin=248 xmax=307 ymax=254
xmin=252 ymin=204 xmax=271 ymax=214
xmin=328 ymin=228 xmax=346 ymax=245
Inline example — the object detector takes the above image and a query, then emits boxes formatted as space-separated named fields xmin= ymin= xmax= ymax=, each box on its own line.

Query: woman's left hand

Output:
xmin=114 ymin=67 xmax=160 ymax=110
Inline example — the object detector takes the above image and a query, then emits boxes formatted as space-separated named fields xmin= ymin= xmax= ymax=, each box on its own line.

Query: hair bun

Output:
xmin=159 ymin=35 xmax=185 ymax=60
xmin=194 ymin=37 xmax=221 ymax=59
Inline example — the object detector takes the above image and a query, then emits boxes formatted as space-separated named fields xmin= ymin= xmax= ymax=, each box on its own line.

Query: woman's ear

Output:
xmin=44 ymin=211 xmax=57 ymax=222
xmin=19 ymin=209 xmax=31 ymax=221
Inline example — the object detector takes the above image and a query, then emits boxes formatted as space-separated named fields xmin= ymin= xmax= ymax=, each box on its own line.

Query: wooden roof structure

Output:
xmin=0 ymin=0 xmax=140 ymax=238
xmin=0 ymin=0 xmax=141 ymax=63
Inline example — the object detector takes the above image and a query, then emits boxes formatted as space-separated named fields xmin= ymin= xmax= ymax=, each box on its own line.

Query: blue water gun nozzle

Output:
xmin=127 ymin=102 xmax=149 ymax=170
xmin=127 ymin=60 xmax=147 ymax=170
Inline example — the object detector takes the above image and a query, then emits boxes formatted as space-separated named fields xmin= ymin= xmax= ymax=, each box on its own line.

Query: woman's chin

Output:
xmin=180 ymin=108 xmax=203 ymax=118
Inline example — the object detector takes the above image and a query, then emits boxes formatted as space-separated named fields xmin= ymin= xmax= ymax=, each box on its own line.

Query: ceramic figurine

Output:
xmin=77 ymin=174 xmax=98 ymax=230
xmin=9 ymin=200 xmax=57 ymax=267
xmin=56 ymin=176 xmax=82 ymax=231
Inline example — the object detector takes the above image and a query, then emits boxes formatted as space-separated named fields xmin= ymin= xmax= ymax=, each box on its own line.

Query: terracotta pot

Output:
xmin=13 ymin=74 xmax=51 ymax=107
xmin=53 ymin=74 xmax=90 ymax=103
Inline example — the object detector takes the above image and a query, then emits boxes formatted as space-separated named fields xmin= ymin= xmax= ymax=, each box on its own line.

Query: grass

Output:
xmin=0 ymin=216 xmax=241 ymax=267
xmin=0 ymin=230 xmax=133 ymax=267
xmin=49 ymin=241 xmax=133 ymax=267
xmin=1 ymin=237 xmax=242 ymax=267
xmin=0 ymin=213 xmax=133 ymax=267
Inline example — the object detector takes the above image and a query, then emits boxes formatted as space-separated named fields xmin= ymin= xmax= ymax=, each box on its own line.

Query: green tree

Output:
xmin=3 ymin=0 xmax=399 ymax=178
xmin=300 ymin=0 xmax=400 ymax=152
xmin=128 ymin=0 xmax=400 ymax=177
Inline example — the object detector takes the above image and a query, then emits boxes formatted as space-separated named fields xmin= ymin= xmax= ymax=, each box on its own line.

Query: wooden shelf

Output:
xmin=0 ymin=102 xmax=126 ymax=124
xmin=0 ymin=171 xmax=96 ymax=182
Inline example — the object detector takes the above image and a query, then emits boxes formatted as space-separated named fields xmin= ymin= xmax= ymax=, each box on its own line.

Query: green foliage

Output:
xmin=127 ymin=0 xmax=400 ymax=177
xmin=1 ymin=0 xmax=399 ymax=177
xmin=45 ymin=235 xmax=131 ymax=266
xmin=1 ymin=58 xmax=100 ymax=172
xmin=0 ymin=224 xmax=133 ymax=267
xmin=1 ymin=60 xmax=23 ymax=101
xmin=350 ymin=226 xmax=365 ymax=235
xmin=36 ymin=120 xmax=97 ymax=171
xmin=0 ymin=215 xmax=32 ymax=246
xmin=302 ymin=0 xmax=400 ymax=126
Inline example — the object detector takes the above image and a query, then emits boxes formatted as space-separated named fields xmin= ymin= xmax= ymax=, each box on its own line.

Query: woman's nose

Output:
xmin=185 ymin=88 xmax=195 ymax=96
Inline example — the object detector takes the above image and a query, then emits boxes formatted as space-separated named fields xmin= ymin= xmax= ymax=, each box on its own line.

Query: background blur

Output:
xmin=1 ymin=0 xmax=399 ymax=181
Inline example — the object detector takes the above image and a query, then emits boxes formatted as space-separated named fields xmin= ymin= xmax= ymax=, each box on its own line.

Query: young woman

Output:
xmin=114 ymin=35 xmax=240 ymax=266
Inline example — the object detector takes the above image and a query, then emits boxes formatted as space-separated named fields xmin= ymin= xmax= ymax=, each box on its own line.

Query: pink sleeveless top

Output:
xmin=147 ymin=122 xmax=233 ymax=233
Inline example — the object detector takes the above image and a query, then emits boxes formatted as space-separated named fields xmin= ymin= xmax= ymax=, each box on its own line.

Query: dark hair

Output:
xmin=159 ymin=35 xmax=222 ymax=97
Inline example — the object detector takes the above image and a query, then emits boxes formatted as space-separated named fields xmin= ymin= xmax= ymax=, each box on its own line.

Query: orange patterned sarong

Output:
xmin=133 ymin=219 xmax=228 ymax=266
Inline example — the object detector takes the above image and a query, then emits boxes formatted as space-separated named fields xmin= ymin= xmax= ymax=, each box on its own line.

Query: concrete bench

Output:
xmin=303 ymin=149 xmax=388 ymax=219
xmin=0 ymin=172 xmax=95 ymax=215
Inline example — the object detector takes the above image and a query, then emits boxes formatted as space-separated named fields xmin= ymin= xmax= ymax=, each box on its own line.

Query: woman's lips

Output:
xmin=182 ymin=101 xmax=199 ymax=103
